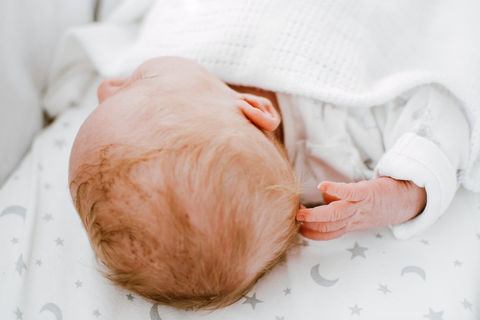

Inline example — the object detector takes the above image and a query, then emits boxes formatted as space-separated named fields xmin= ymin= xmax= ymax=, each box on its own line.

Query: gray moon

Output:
xmin=150 ymin=304 xmax=162 ymax=320
xmin=310 ymin=264 xmax=339 ymax=287
xmin=401 ymin=266 xmax=426 ymax=281
xmin=1 ymin=206 xmax=26 ymax=223
xmin=40 ymin=303 xmax=63 ymax=320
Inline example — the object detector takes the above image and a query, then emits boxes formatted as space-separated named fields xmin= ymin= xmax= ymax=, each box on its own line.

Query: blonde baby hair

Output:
xmin=71 ymin=110 xmax=301 ymax=310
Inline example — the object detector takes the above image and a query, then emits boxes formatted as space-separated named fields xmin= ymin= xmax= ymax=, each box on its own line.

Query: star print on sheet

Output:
xmin=423 ymin=308 xmax=443 ymax=320
xmin=93 ymin=309 xmax=101 ymax=317
xmin=43 ymin=214 xmax=53 ymax=222
xmin=349 ymin=304 xmax=362 ymax=315
xmin=55 ymin=140 xmax=66 ymax=149
xmin=421 ymin=239 xmax=429 ymax=245
xmin=347 ymin=242 xmax=368 ymax=259
xmin=378 ymin=284 xmax=391 ymax=295
xmin=416 ymin=124 xmax=432 ymax=139
xmin=299 ymin=239 xmax=309 ymax=246
xmin=412 ymin=107 xmax=433 ymax=121
xmin=75 ymin=280 xmax=83 ymax=288
xmin=14 ymin=307 xmax=23 ymax=320
xmin=11 ymin=237 xmax=19 ymax=244
xmin=242 ymin=293 xmax=263 ymax=310
xmin=54 ymin=238 xmax=64 ymax=246
xmin=127 ymin=294 xmax=134 ymax=301
xmin=36 ymin=260 xmax=42 ymax=266
xmin=375 ymin=233 xmax=382 ymax=239
xmin=476 ymin=233 xmax=480 ymax=240
xmin=461 ymin=298 xmax=472 ymax=310
xmin=284 ymin=288 xmax=291 ymax=295
xmin=44 ymin=184 xmax=51 ymax=190
xmin=15 ymin=254 xmax=27 ymax=275
xmin=453 ymin=260 xmax=463 ymax=267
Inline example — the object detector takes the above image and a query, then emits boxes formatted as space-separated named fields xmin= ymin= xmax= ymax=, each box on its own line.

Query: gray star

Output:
xmin=11 ymin=237 xmax=19 ymax=244
xmin=347 ymin=242 xmax=368 ymax=259
xmin=276 ymin=317 xmax=285 ymax=320
xmin=54 ymin=238 xmax=64 ymax=246
xmin=15 ymin=254 xmax=27 ymax=275
xmin=284 ymin=287 xmax=291 ymax=295
xmin=38 ymin=164 xmax=43 ymax=171
xmin=55 ymin=140 xmax=66 ymax=149
xmin=127 ymin=294 xmax=134 ymax=301
xmin=75 ymin=280 xmax=83 ymax=288
xmin=299 ymin=239 xmax=309 ymax=246
xmin=242 ymin=293 xmax=263 ymax=310
xmin=476 ymin=233 xmax=480 ymax=240
xmin=424 ymin=308 xmax=443 ymax=320
xmin=44 ymin=183 xmax=51 ymax=190
xmin=14 ymin=307 xmax=23 ymax=320
xmin=378 ymin=284 xmax=391 ymax=295
xmin=421 ymin=239 xmax=429 ymax=245
xmin=349 ymin=304 xmax=362 ymax=315
xmin=93 ymin=309 xmax=101 ymax=317
xmin=43 ymin=214 xmax=53 ymax=222
xmin=453 ymin=260 xmax=463 ymax=267
xmin=375 ymin=233 xmax=382 ymax=239
xmin=461 ymin=298 xmax=472 ymax=311
xmin=36 ymin=260 xmax=42 ymax=266
xmin=63 ymin=122 xmax=70 ymax=128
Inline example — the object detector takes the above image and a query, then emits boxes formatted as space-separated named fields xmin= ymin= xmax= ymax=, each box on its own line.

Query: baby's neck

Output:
xmin=227 ymin=84 xmax=284 ymax=143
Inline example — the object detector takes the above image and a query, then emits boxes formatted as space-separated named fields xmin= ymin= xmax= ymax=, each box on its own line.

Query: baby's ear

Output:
xmin=235 ymin=93 xmax=281 ymax=132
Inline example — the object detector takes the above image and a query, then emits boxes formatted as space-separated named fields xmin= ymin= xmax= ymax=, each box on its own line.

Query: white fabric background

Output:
xmin=1 ymin=1 xmax=479 ymax=319
xmin=0 ymin=0 xmax=95 ymax=186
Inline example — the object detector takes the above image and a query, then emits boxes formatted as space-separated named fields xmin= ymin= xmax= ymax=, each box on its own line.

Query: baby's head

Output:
xmin=69 ymin=57 xmax=301 ymax=309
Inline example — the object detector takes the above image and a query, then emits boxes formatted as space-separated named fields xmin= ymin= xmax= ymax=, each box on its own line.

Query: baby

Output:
xmin=69 ymin=56 xmax=466 ymax=310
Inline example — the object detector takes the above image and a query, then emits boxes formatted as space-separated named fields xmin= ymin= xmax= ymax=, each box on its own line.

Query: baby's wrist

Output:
xmin=377 ymin=176 xmax=427 ymax=224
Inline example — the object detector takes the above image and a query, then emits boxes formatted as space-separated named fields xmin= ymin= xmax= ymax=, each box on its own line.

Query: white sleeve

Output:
xmin=373 ymin=86 xmax=470 ymax=240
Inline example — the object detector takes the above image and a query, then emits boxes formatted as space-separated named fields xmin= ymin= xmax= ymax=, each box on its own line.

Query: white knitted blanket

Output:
xmin=47 ymin=0 xmax=480 ymax=191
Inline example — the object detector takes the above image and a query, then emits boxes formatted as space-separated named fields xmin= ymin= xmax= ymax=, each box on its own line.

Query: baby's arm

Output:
xmin=297 ymin=178 xmax=426 ymax=241
xmin=297 ymin=85 xmax=470 ymax=241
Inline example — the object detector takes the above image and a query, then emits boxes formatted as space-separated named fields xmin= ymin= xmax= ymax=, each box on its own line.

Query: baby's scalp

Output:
xmin=69 ymin=57 xmax=302 ymax=309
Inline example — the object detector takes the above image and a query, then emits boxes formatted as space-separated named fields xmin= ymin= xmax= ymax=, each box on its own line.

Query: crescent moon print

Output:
xmin=1 ymin=206 xmax=26 ymax=223
xmin=310 ymin=264 xmax=339 ymax=287
xmin=40 ymin=303 xmax=63 ymax=320
xmin=401 ymin=266 xmax=426 ymax=281
xmin=150 ymin=304 xmax=162 ymax=320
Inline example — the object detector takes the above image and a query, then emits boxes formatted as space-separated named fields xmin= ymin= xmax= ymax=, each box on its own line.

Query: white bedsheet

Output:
xmin=0 ymin=77 xmax=479 ymax=319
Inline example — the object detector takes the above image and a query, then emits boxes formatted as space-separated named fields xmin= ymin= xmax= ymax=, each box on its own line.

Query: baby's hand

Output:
xmin=296 ymin=177 xmax=426 ymax=241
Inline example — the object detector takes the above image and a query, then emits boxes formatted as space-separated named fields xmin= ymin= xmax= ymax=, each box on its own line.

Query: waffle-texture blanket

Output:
xmin=47 ymin=0 xmax=480 ymax=190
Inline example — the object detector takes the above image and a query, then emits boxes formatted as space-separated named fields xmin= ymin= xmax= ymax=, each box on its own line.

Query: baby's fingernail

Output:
xmin=318 ymin=183 xmax=327 ymax=191
xmin=297 ymin=215 xmax=306 ymax=221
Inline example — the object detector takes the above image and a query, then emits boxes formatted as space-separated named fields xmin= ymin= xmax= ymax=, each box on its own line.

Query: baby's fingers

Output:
xmin=318 ymin=181 xmax=371 ymax=202
xmin=297 ymin=201 xmax=357 ymax=222
xmin=300 ymin=225 xmax=347 ymax=241
xmin=302 ymin=219 xmax=346 ymax=233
